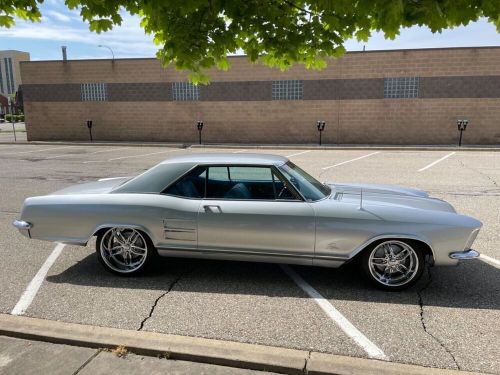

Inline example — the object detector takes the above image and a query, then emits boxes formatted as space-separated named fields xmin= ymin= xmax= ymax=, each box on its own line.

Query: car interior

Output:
xmin=164 ymin=166 xmax=297 ymax=200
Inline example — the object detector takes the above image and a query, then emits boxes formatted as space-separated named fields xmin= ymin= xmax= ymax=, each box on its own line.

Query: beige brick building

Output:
xmin=20 ymin=47 xmax=500 ymax=145
xmin=0 ymin=50 xmax=30 ymax=97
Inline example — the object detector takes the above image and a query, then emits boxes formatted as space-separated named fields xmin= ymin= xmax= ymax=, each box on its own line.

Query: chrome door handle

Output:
xmin=203 ymin=205 xmax=222 ymax=213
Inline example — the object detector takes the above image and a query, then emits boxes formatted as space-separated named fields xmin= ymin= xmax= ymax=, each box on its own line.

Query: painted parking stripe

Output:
xmin=233 ymin=149 xmax=247 ymax=153
xmin=11 ymin=243 xmax=65 ymax=316
xmin=44 ymin=153 xmax=78 ymax=160
xmin=281 ymin=265 xmax=388 ymax=360
xmin=286 ymin=150 xmax=311 ymax=158
xmin=90 ymin=147 xmax=130 ymax=154
xmin=479 ymin=254 xmax=500 ymax=269
xmin=106 ymin=149 xmax=180 ymax=161
xmin=418 ymin=152 xmax=456 ymax=172
xmin=321 ymin=151 xmax=380 ymax=170
xmin=3 ymin=145 xmax=77 ymax=155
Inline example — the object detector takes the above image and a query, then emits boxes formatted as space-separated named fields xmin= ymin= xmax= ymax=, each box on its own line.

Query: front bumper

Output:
xmin=449 ymin=249 xmax=480 ymax=260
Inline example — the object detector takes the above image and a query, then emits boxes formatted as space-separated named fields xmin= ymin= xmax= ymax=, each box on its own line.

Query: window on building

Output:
xmin=7 ymin=58 xmax=14 ymax=94
xmin=272 ymin=80 xmax=303 ymax=100
xmin=384 ymin=77 xmax=419 ymax=98
xmin=0 ymin=62 xmax=4 ymax=93
xmin=172 ymin=82 xmax=199 ymax=101
xmin=3 ymin=58 xmax=15 ymax=94
xmin=81 ymin=83 xmax=108 ymax=101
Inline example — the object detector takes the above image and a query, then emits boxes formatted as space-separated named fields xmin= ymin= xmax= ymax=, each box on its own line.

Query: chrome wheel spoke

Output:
xmin=396 ymin=249 xmax=410 ymax=261
xmin=108 ymin=245 xmax=123 ymax=257
xmin=127 ymin=231 xmax=140 ymax=245
xmin=130 ymin=245 xmax=146 ymax=256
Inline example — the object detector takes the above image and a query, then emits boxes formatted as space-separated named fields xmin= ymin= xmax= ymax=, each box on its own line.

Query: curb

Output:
xmin=0 ymin=314 xmax=484 ymax=375
xmin=0 ymin=141 xmax=499 ymax=151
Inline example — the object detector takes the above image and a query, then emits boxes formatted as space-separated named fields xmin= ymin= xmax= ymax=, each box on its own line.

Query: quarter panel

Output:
xmin=20 ymin=193 xmax=201 ymax=247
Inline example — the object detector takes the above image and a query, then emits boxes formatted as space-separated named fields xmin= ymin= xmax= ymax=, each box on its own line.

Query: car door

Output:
xmin=197 ymin=165 xmax=316 ymax=261
xmin=157 ymin=166 xmax=206 ymax=250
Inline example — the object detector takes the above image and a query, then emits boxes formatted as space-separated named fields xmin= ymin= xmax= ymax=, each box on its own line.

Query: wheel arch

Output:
xmin=350 ymin=234 xmax=435 ymax=264
xmin=91 ymin=223 xmax=155 ymax=244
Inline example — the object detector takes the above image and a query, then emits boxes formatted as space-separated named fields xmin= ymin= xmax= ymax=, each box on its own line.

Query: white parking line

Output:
xmin=108 ymin=149 xmax=179 ymax=161
xmin=82 ymin=149 xmax=181 ymax=163
xmin=280 ymin=265 xmax=388 ymax=360
xmin=3 ymin=146 xmax=77 ymax=155
xmin=286 ymin=150 xmax=311 ymax=158
xmin=233 ymin=150 xmax=247 ymax=153
xmin=82 ymin=160 xmax=106 ymax=164
xmin=418 ymin=152 xmax=456 ymax=172
xmin=479 ymin=254 xmax=500 ymax=269
xmin=11 ymin=243 xmax=65 ymax=316
xmin=90 ymin=147 xmax=130 ymax=154
xmin=44 ymin=153 xmax=77 ymax=160
xmin=321 ymin=152 xmax=380 ymax=170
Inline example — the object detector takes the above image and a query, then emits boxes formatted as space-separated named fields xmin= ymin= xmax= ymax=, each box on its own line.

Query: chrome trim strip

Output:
xmin=12 ymin=220 xmax=32 ymax=229
xmin=449 ymin=249 xmax=480 ymax=260
xmin=156 ymin=246 xmax=346 ymax=261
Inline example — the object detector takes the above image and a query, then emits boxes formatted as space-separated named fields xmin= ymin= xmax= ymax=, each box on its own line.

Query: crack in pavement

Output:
xmin=302 ymin=350 xmax=312 ymax=374
xmin=416 ymin=266 xmax=460 ymax=370
xmin=458 ymin=159 xmax=500 ymax=191
xmin=138 ymin=267 xmax=195 ymax=331
xmin=72 ymin=348 xmax=103 ymax=375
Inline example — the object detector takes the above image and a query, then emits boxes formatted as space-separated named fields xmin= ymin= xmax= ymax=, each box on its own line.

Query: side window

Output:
xmin=205 ymin=166 xmax=299 ymax=201
xmin=273 ymin=171 xmax=298 ymax=200
xmin=163 ymin=167 xmax=206 ymax=198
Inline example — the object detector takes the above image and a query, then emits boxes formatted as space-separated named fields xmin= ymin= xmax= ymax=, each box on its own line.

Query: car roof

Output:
xmin=160 ymin=153 xmax=289 ymax=166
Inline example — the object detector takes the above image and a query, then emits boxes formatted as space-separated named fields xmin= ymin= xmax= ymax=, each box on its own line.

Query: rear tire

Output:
xmin=96 ymin=227 xmax=156 ymax=276
xmin=361 ymin=240 xmax=424 ymax=291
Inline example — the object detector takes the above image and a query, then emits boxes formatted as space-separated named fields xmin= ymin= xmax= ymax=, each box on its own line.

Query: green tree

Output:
xmin=1 ymin=0 xmax=499 ymax=82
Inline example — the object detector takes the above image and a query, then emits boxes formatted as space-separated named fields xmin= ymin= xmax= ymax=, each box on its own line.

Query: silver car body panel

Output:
xmin=15 ymin=153 xmax=482 ymax=267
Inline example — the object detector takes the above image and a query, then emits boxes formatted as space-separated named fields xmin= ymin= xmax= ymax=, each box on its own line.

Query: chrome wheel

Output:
xmin=99 ymin=228 xmax=148 ymax=274
xmin=368 ymin=240 xmax=419 ymax=287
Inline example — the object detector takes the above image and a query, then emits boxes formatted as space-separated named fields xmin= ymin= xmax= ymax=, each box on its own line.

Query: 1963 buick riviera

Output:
xmin=13 ymin=153 xmax=481 ymax=290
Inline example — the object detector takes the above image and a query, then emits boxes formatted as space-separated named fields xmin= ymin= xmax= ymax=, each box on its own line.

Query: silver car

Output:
xmin=13 ymin=153 xmax=481 ymax=290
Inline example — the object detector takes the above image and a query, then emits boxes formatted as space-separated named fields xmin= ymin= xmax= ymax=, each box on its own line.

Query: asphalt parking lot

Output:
xmin=0 ymin=144 xmax=499 ymax=373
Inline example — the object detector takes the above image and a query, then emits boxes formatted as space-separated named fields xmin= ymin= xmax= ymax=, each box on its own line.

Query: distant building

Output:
xmin=0 ymin=93 xmax=7 ymax=119
xmin=19 ymin=47 xmax=500 ymax=145
xmin=0 ymin=50 xmax=30 ymax=97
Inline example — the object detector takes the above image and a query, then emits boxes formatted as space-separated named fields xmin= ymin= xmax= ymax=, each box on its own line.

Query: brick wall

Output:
xmin=20 ymin=47 xmax=500 ymax=145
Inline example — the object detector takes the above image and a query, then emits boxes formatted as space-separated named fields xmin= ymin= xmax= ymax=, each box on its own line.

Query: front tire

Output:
xmin=96 ymin=227 xmax=156 ymax=276
xmin=361 ymin=240 xmax=424 ymax=291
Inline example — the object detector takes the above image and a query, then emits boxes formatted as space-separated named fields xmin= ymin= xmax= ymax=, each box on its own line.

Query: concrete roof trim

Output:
xmin=18 ymin=46 xmax=500 ymax=64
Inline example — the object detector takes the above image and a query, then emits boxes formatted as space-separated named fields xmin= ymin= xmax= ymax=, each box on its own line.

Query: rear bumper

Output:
xmin=13 ymin=220 xmax=32 ymax=229
xmin=449 ymin=249 xmax=480 ymax=260
xmin=12 ymin=220 xmax=32 ymax=238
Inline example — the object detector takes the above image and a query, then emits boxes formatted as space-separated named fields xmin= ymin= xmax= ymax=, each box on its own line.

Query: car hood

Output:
xmin=326 ymin=182 xmax=456 ymax=213
xmin=51 ymin=177 xmax=131 ymax=195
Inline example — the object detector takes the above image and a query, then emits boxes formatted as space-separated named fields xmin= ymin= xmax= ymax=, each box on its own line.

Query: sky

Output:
xmin=0 ymin=0 xmax=499 ymax=61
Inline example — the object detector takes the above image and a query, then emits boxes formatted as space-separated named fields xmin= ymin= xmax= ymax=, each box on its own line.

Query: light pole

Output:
xmin=98 ymin=45 xmax=115 ymax=61
xmin=8 ymin=96 xmax=16 ymax=142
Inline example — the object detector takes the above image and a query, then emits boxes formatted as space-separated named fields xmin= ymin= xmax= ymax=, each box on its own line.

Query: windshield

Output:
xmin=278 ymin=162 xmax=331 ymax=201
